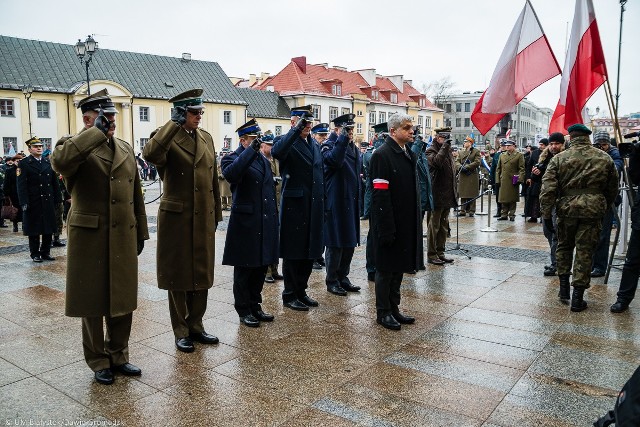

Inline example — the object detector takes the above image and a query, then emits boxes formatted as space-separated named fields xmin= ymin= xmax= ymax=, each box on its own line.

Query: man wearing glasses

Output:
xmin=143 ymin=89 xmax=223 ymax=353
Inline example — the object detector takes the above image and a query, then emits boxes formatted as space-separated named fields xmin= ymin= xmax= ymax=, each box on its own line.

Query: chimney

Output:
xmin=387 ymin=75 xmax=404 ymax=93
xmin=405 ymin=79 xmax=412 ymax=86
xmin=249 ymin=74 xmax=257 ymax=85
xmin=356 ymin=69 xmax=376 ymax=87
xmin=260 ymin=72 xmax=270 ymax=81
xmin=181 ymin=53 xmax=191 ymax=62
xmin=292 ymin=56 xmax=307 ymax=74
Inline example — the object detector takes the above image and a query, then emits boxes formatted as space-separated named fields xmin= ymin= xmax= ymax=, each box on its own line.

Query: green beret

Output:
xmin=567 ymin=123 xmax=592 ymax=135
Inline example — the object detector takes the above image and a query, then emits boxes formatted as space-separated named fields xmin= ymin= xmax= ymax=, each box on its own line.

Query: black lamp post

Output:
xmin=74 ymin=35 xmax=98 ymax=95
xmin=22 ymin=84 xmax=34 ymax=138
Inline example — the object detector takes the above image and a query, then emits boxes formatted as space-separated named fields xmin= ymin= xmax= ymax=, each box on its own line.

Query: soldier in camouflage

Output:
xmin=540 ymin=124 xmax=618 ymax=312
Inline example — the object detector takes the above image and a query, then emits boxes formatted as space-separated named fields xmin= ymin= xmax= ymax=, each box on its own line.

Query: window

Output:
xmin=0 ymin=99 xmax=15 ymax=117
xmin=139 ymin=138 xmax=149 ymax=151
xmin=464 ymin=118 xmax=470 ymax=127
xmin=369 ymin=111 xmax=376 ymax=125
xmin=445 ymin=104 xmax=452 ymax=113
xmin=3 ymin=137 xmax=17 ymax=155
xmin=223 ymin=111 xmax=231 ymax=124
xmin=456 ymin=103 xmax=462 ymax=112
xmin=464 ymin=103 xmax=470 ymax=113
xmin=39 ymin=138 xmax=52 ymax=151
xmin=332 ymin=84 xmax=342 ymax=96
xmin=445 ymin=119 xmax=451 ymax=127
xmin=436 ymin=119 xmax=440 ymax=128
xmin=371 ymin=89 xmax=379 ymax=100
xmin=425 ymin=117 xmax=431 ymax=128
xmin=329 ymin=107 xmax=339 ymax=121
xmin=37 ymin=101 xmax=50 ymax=118
xmin=275 ymin=126 xmax=282 ymax=136
xmin=419 ymin=98 xmax=425 ymax=107
xmin=379 ymin=112 xmax=386 ymax=123
xmin=341 ymin=107 xmax=350 ymax=116
xmin=390 ymin=93 xmax=398 ymax=104
xmin=357 ymin=123 xmax=363 ymax=134
xmin=139 ymin=106 xmax=149 ymax=122
xmin=357 ymin=110 xmax=363 ymax=117
xmin=312 ymin=105 xmax=321 ymax=119
xmin=418 ymin=117 xmax=423 ymax=127
xmin=456 ymin=118 xmax=462 ymax=127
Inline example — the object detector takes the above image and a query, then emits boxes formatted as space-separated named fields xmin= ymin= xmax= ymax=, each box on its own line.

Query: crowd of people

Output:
xmin=1 ymin=87 xmax=637 ymax=386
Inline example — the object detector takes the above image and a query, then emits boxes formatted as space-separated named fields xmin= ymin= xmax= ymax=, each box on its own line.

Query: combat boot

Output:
xmin=558 ymin=274 xmax=570 ymax=305
xmin=570 ymin=288 xmax=588 ymax=312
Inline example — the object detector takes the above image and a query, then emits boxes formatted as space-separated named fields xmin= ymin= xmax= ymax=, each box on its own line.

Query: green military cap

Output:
xmin=372 ymin=122 xmax=388 ymax=133
xmin=77 ymin=88 xmax=118 ymax=114
xmin=434 ymin=126 xmax=452 ymax=135
xmin=25 ymin=136 xmax=43 ymax=146
xmin=169 ymin=88 xmax=204 ymax=109
xmin=567 ymin=123 xmax=592 ymax=135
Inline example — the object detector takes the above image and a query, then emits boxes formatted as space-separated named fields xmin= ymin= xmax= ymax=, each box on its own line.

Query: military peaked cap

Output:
xmin=236 ymin=118 xmax=261 ymax=137
xmin=25 ymin=136 xmax=43 ymax=146
xmin=372 ymin=122 xmax=388 ymax=133
xmin=332 ymin=113 xmax=355 ymax=128
xmin=311 ymin=123 xmax=330 ymax=134
xmin=290 ymin=105 xmax=314 ymax=118
xmin=77 ymin=89 xmax=118 ymax=114
xmin=169 ymin=88 xmax=204 ymax=109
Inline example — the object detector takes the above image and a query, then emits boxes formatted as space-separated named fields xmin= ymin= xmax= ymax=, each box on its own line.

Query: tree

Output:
xmin=422 ymin=77 xmax=456 ymax=109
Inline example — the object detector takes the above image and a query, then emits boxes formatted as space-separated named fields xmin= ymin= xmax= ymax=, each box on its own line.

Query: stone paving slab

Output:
xmin=0 ymin=200 xmax=637 ymax=426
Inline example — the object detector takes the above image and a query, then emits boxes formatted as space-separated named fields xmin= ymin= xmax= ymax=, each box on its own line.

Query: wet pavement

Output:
xmin=1 ymin=186 xmax=638 ymax=426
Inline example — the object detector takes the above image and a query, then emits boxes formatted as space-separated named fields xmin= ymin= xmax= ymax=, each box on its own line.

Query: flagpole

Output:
xmin=604 ymin=80 xmax=622 ymax=144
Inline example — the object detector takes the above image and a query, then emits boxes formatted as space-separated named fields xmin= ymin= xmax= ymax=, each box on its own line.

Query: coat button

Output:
xmin=195 ymin=211 xmax=199 ymax=215
xmin=112 ymin=199 xmax=116 ymax=204
xmin=112 ymin=222 xmax=117 ymax=227
xmin=111 ymin=176 xmax=115 ymax=180
xmin=195 ymin=187 xmax=199 ymax=192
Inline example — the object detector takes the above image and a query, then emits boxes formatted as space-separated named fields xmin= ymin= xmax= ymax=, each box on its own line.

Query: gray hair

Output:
xmin=388 ymin=113 xmax=413 ymax=130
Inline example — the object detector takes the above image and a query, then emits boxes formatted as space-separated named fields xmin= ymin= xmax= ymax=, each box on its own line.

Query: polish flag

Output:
xmin=548 ymin=0 xmax=607 ymax=134
xmin=471 ymin=0 xmax=561 ymax=136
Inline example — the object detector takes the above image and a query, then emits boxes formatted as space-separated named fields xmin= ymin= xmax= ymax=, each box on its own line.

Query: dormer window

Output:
xmin=419 ymin=98 xmax=425 ymax=107
xmin=332 ymin=84 xmax=342 ymax=96
xmin=371 ymin=89 xmax=379 ymax=100
xmin=390 ymin=92 xmax=398 ymax=103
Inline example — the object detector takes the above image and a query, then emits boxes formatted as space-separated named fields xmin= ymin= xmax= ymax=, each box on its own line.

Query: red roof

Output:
xmin=255 ymin=57 xmax=441 ymax=111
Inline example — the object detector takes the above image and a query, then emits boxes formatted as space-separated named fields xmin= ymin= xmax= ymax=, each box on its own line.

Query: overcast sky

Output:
xmin=1 ymin=0 xmax=637 ymax=117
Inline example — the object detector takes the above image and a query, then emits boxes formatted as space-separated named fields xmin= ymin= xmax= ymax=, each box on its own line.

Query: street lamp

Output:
xmin=22 ymin=84 xmax=34 ymax=138
xmin=74 ymin=35 xmax=98 ymax=95
xmin=586 ymin=106 xmax=600 ymax=131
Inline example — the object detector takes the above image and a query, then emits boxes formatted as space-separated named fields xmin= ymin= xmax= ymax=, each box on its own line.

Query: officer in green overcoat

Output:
xmin=495 ymin=139 xmax=525 ymax=220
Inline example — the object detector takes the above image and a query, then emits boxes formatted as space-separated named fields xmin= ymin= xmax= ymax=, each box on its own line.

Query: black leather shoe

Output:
xmin=94 ymin=368 xmax=114 ymax=385
xmin=52 ymin=240 xmax=66 ymax=247
xmin=312 ymin=261 xmax=323 ymax=270
xmin=428 ymin=258 xmax=445 ymax=266
xmin=41 ymin=254 xmax=55 ymax=261
xmin=327 ymin=284 xmax=347 ymax=296
xmin=264 ymin=275 xmax=275 ymax=283
xmin=610 ymin=301 xmax=629 ymax=313
xmin=393 ymin=312 xmax=416 ymax=324
xmin=571 ymin=288 xmax=588 ymax=312
xmin=590 ymin=269 xmax=605 ymax=278
xmin=239 ymin=314 xmax=260 ymax=327
xmin=252 ymin=310 xmax=274 ymax=322
xmin=543 ymin=266 xmax=557 ymax=276
xmin=283 ymin=299 xmax=309 ymax=311
xmin=341 ymin=282 xmax=361 ymax=292
xmin=438 ymin=256 xmax=454 ymax=263
xmin=0 ymin=223 xmax=7 ymax=228
xmin=189 ymin=331 xmax=219 ymax=344
xmin=114 ymin=362 xmax=142 ymax=376
xmin=493 ymin=214 xmax=501 ymax=218
xmin=32 ymin=256 xmax=43 ymax=263
xmin=272 ymin=272 xmax=284 ymax=280
xmin=457 ymin=212 xmax=466 ymax=217
xmin=377 ymin=314 xmax=401 ymax=331
xmin=468 ymin=214 xmax=475 ymax=217
xmin=175 ymin=337 xmax=195 ymax=353
xmin=497 ymin=217 xmax=508 ymax=221
xmin=367 ymin=272 xmax=375 ymax=282
xmin=299 ymin=295 xmax=319 ymax=307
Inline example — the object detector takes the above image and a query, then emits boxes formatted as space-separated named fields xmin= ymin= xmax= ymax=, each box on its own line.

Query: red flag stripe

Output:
xmin=372 ymin=179 xmax=389 ymax=190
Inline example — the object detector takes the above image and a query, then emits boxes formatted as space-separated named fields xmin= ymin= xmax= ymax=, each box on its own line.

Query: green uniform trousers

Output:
xmin=556 ymin=217 xmax=602 ymax=289
xmin=168 ymin=289 xmax=208 ymax=338
xmin=81 ymin=313 xmax=132 ymax=372
xmin=427 ymin=208 xmax=449 ymax=259
xmin=500 ymin=202 xmax=517 ymax=219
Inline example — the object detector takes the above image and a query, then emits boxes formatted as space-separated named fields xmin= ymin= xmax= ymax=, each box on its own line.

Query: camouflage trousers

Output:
xmin=556 ymin=217 xmax=602 ymax=289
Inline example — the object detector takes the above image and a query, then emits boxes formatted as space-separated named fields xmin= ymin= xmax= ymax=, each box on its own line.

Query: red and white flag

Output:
xmin=548 ymin=0 xmax=608 ymax=134
xmin=471 ymin=0 xmax=561 ymax=135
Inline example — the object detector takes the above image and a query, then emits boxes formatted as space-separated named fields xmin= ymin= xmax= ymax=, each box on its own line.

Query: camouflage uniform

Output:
xmin=539 ymin=135 xmax=618 ymax=290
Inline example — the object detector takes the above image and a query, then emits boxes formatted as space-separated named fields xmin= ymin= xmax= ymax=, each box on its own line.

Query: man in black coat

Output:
xmin=272 ymin=106 xmax=324 ymax=311
xmin=222 ymin=119 xmax=279 ymax=327
xmin=370 ymin=113 xmax=420 ymax=331
xmin=322 ymin=114 xmax=361 ymax=296
xmin=17 ymin=137 xmax=61 ymax=262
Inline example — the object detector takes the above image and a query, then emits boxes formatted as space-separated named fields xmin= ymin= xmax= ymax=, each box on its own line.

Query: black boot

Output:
xmin=558 ymin=274 xmax=570 ymax=305
xmin=571 ymin=288 xmax=588 ymax=312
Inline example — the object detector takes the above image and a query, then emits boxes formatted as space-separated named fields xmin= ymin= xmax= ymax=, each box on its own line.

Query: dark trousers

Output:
xmin=617 ymin=228 xmax=640 ymax=304
xmin=28 ymin=234 xmax=52 ymax=258
xmin=592 ymin=206 xmax=615 ymax=273
xmin=366 ymin=228 xmax=376 ymax=274
xmin=282 ymin=259 xmax=313 ymax=303
xmin=325 ymin=246 xmax=355 ymax=287
xmin=168 ymin=289 xmax=208 ymax=338
xmin=233 ymin=265 xmax=268 ymax=316
xmin=542 ymin=208 xmax=558 ymax=268
xmin=82 ymin=313 xmax=132 ymax=371
xmin=494 ymin=184 xmax=502 ymax=215
xmin=375 ymin=270 xmax=403 ymax=318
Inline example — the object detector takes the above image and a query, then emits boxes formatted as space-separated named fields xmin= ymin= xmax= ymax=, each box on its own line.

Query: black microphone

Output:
xmin=624 ymin=131 xmax=640 ymax=139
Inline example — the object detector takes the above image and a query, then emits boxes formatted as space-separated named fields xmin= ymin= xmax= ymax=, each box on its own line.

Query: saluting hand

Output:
xmin=94 ymin=109 xmax=111 ymax=135
xmin=171 ymin=106 xmax=187 ymax=126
